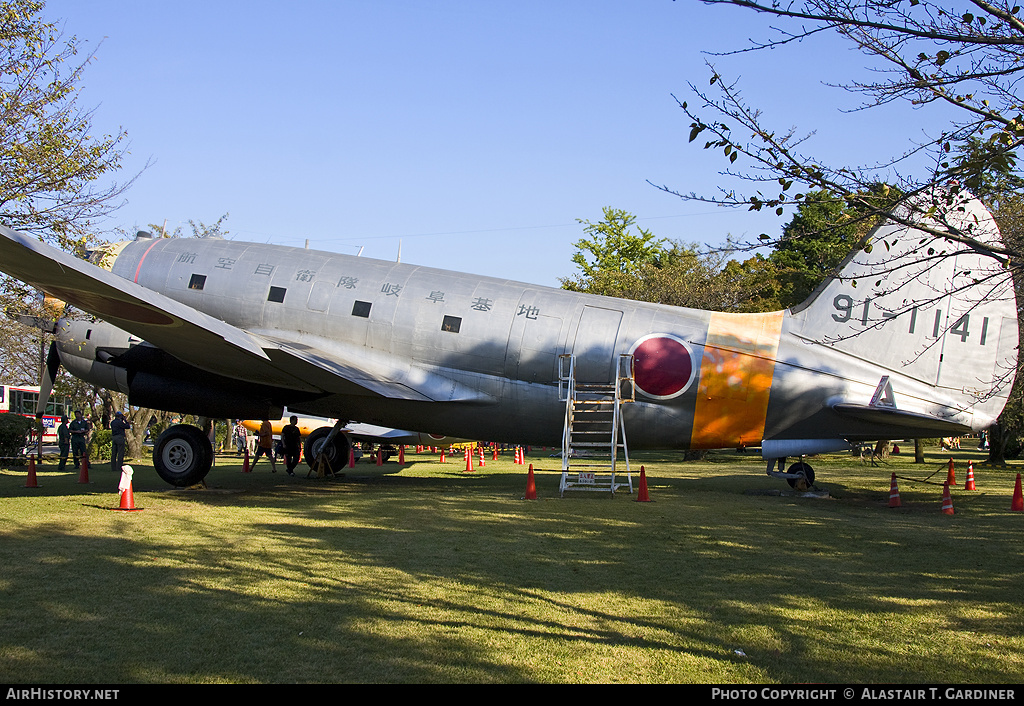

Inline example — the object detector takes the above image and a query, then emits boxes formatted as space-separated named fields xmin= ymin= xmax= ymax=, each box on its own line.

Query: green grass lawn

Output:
xmin=0 ymin=445 xmax=1021 ymax=683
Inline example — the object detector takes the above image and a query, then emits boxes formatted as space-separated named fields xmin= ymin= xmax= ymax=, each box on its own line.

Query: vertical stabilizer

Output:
xmin=788 ymin=193 xmax=1018 ymax=424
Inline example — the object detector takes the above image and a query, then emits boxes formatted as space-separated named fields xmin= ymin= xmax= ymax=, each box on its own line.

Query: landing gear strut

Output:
xmin=766 ymin=456 xmax=816 ymax=490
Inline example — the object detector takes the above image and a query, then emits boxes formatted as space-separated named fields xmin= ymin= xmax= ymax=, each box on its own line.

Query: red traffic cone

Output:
xmin=349 ymin=447 xmax=355 ymax=468
xmin=24 ymin=457 xmax=39 ymax=488
xmin=376 ymin=448 xmax=383 ymax=466
xmin=941 ymin=482 xmax=955 ymax=515
xmin=636 ymin=465 xmax=651 ymax=502
xmin=1012 ymin=473 xmax=1023 ymax=512
xmin=479 ymin=446 xmax=485 ymax=467
xmin=113 ymin=466 xmax=142 ymax=512
xmin=964 ymin=462 xmax=976 ymax=491
xmin=888 ymin=473 xmax=901 ymax=508
xmin=399 ymin=445 xmax=405 ymax=464
xmin=946 ymin=458 xmax=956 ymax=486
xmin=524 ymin=463 xmax=537 ymax=500
xmin=242 ymin=447 xmax=251 ymax=473
xmin=465 ymin=447 xmax=474 ymax=472
xmin=492 ymin=445 xmax=498 ymax=461
xmin=113 ymin=483 xmax=143 ymax=512
xmin=78 ymin=455 xmax=90 ymax=484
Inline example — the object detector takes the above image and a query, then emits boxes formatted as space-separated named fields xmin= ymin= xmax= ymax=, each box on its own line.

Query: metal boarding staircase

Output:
xmin=558 ymin=353 xmax=634 ymax=497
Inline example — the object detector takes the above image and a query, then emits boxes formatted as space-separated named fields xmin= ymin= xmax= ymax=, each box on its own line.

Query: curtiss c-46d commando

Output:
xmin=0 ymin=193 xmax=1016 ymax=489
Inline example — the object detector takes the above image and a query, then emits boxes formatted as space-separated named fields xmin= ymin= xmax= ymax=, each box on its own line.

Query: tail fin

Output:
xmin=788 ymin=193 xmax=1018 ymax=425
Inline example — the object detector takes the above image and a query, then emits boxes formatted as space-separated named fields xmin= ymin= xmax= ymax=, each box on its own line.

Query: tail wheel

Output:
xmin=787 ymin=461 xmax=815 ymax=490
xmin=304 ymin=426 xmax=351 ymax=474
xmin=153 ymin=424 xmax=213 ymax=487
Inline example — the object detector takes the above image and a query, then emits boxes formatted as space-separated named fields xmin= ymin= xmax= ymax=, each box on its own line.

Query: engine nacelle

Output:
xmin=55 ymin=317 xmax=282 ymax=420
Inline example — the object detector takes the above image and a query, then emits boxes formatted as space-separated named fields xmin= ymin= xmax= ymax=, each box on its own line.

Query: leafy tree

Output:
xmin=563 ymin=209 xmax=782 ymax=311
xmin=768 ymin=190 xmax=888 ymax=308
xmin=0 ymin=0 xmax=133 ymax=432
xmin=0 ymin=0 xmax=131 ymax=255
xmin=0 ymin=412 xmax=33 ymax=456
xmin=567 ymin=207 xmax=667 ymax=285
xmin=147 ymin=213 xmax=230 ymax=240
xmin=660 ymin=0 xmax=1024 ymax=271
xmin=984 ymin=192 xmax=1024 ymax=463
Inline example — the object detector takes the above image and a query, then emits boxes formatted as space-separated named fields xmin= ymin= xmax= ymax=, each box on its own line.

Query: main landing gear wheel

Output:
xmin=304 ymin=426 xmax=352 ymax=475
xmin=153 ymin=424 xmax=213 ymax=487
xmin=787 ymin=461 xmax=815 ymax=490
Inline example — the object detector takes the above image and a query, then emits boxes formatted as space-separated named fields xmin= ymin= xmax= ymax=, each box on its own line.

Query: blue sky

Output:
xmin=45 ymin=0 xmax=934 ymax=287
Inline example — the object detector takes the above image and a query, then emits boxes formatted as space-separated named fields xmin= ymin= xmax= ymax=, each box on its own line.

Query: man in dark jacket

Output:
xmin=110 ymin=411 xmax=131 ymax=474
xmin=282 ymin=416 xmax=302 ymax=477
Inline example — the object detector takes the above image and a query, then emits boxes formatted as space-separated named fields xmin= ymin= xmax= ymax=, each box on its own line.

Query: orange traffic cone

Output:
xmin=113 ymin=465 xmax=142 ymax=512
xmin=479 ymin=447 xmax=485 ymax=467
xmin=636 ymin=465 xmax=651 ymax=502
xmin=1011 ymin=473 xmax=1023 ymax=512
xmin=242 ymin=447 xmax=251 ymax=473
xmin=965 ymin=462 xmax=976 ymax=491
xmin=941 ymin=482 xmax=955 ymax=515
xmin=492 ymin=445 xmax=498 ymax=461
xmin=78 ymin=455 xmax=89 ymax=484
xmin=946 ymin=458 xmax=956 ymax=486
xmin=524 ymin=463 xmax=537 ymax=500
xmin=888 ymin=473 xmax=901 ymax=508
xmin=24 ymin=457 xmax=39 ymax=488
xmin=376 ymin=448 xmax=383 ymax=466
xmin=465 ymin=447 xmax=474 ymax=473
xmin=439 ymin=449 xmax=446 ymax=463
xmin=113 ymin=483 xmax=143 ymax=511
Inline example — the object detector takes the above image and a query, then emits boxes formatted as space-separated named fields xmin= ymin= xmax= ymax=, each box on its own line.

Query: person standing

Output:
xmin=251 ymin=417 xmax=277 ymax=472
xmin=233 ymin=420 xmax=248 ymax=455
xmin=56 ymin=415 xmax=70 ymax=471
xmin=110 ymin=411 xmax=131 ymax=474
xmin=69 ymin=410 xmax=89 ymax=470
xmin=281 ymin=415 xmax=302 ymax=477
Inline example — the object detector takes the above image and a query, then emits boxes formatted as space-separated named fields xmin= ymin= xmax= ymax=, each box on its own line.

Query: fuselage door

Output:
xmin=570 ymin=305 xmax=623 ymax=384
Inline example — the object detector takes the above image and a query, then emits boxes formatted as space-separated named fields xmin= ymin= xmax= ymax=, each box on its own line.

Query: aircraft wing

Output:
xmin=0 ymin=226 xmax=489 ymax=402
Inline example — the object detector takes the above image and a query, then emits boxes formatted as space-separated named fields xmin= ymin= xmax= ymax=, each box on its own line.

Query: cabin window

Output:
xmin=352 ymin=300 xmax=371 ymax=318
xmin=189 ymin=274 xmax=207 ymax=290
xmin=268 ymin=286 xmax=287 ymax=303
xmin=441 ymin=315 xmax=462 ymax=333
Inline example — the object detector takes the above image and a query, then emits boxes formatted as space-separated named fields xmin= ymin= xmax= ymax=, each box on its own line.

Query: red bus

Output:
xmin=0 ymin=385 xmax=70 ymax=445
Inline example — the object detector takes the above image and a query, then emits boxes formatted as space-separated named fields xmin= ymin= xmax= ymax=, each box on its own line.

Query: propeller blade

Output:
xmin=35 ymin=340 xmax=61 ymax=417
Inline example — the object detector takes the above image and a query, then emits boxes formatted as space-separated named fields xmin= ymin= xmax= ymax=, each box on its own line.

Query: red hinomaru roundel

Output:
xmin=628 ymin=333 xmax=696 ymax=400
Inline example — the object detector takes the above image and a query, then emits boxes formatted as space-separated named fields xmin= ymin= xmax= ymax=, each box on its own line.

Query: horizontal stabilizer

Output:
xmin=832 ymin=403 xmax=972 ymax=437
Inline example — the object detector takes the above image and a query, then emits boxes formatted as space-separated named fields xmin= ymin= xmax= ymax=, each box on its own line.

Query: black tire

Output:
xmin=304 ymin=426 xmax=351 ymax=474
xmin=152 ymin=424 xmax=213 ymax=487
xmin=787 ymin=461 xmax=815 ymax=490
